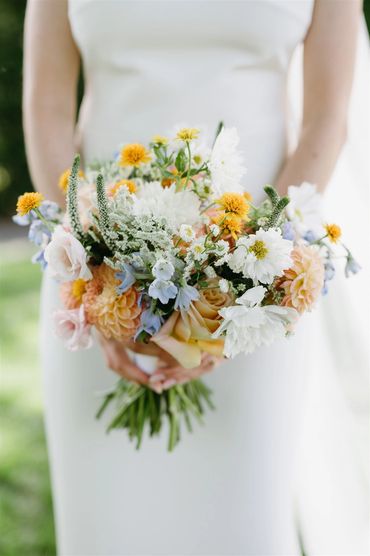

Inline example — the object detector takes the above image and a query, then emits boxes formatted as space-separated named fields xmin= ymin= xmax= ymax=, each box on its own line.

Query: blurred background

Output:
xmin=0 ymin=2 xmax=369 ymax=554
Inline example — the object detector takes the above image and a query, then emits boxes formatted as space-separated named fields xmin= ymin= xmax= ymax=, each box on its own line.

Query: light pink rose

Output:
xmin=53 ymin=305 xmax=93 ymax=351
xmin=44 ymin=225 xmax=92 ymax=282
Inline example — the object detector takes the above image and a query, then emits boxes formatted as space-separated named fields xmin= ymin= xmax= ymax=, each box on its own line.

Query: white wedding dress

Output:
xmin=40 ymin=1 xmax=369 ymax=555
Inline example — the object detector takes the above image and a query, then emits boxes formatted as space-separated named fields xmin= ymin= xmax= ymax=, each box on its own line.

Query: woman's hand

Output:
xmin=97 ymin=334 xmax=149 ymax=385
xmin=148 ymin=353 xmax=223 ymax=393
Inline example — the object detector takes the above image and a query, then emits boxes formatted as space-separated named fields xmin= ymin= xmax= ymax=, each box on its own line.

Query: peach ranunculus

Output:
xmin=83 ymin=263 xmax=142 ymax=341
xmin=53 ymin=305 xmax=92 ymax=351
xmin=278 ymin=244 xmax=324 ymax=313
xmin=44 ymin=225 xmax=92 ymax=282
xmin=151 ymin=280 xmax=234 ymax=368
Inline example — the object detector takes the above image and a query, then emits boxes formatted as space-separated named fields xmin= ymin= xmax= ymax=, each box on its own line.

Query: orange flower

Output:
xmin=83 ymin=264 xmax=142 ymax=341
xmin=16 ymin=192 xmax=44 ymax=215
xmin=217 ymin=192 xmax=249 ymax=219
xmin=278 ymin=245 xmax=324 ymax=313
xmin=119 ymin=143 xmax=151 ymax=167
xmin=151 ymin=280 xmax=233 ymax=368
xmin=107 ymin=179 xmax=137 ymax=196
xmin=324 ymin=223 xmax=341 ymax=243
xmin=214 ymin=213 xmax=243 ymax=239
xmin=58 ymin=168 xmax=85 ymax=194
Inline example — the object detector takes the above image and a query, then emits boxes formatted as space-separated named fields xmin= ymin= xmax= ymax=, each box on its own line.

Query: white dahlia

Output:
xmin=209 ymin=127 xmax=246 ymax=195
xmin=228 ymin=228 xmax=293 ymax=284
xmin=213 ymin=286 xmax=298 ymax=358
xmin=132 ymin=182 xmax=201 ymax=231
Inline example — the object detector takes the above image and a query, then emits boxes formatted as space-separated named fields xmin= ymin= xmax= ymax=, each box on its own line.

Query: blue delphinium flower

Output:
xmin=282 ymin=221 xmax=295 ymax=241
xmin=32 ymin=249 xmax=47 ymax=270
xmin=174 ymin=284 xmax=199 ymax=310
xmin=148 ymin=279 xmax=178 ymax=305
xmin=135 ymin=308 xmax=163 ymax=339
xmin=345 ymin=253 xmax=361 ymax=278
xmin=303 ymin=230 xmax=316 ymax=243
xmin=152 ymin=258 xmax=175 ymax=281
xmin=116 ymin=262 xmax=136 ymax=294
xmin=28 ymin=219 xmax=51 ymax=246
xmin=322 ymin=260 xmax=335 ymax=295
xmin=38 ymin=200 xmax=60 ymax=220
xmin=12 ymin=213 xmax=32 ymax=226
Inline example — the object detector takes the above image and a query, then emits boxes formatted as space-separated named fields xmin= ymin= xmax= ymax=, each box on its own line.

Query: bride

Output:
xmin=23 ymin=1 xmax=367 ymax=554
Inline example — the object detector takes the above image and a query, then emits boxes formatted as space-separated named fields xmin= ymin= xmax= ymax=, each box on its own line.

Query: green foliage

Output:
xmin=0 ymin=244 xmax=56 ymax=554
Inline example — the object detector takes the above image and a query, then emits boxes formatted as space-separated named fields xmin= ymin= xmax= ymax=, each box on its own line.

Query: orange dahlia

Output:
xmin=83 ymin=264 xmax=142 ymax=341
xmin=278 ymin=244 xmax=324 ymax=313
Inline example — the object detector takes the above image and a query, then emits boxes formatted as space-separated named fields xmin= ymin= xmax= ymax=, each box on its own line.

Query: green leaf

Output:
xmin=175 ymin=149 xmax=187 ymax=173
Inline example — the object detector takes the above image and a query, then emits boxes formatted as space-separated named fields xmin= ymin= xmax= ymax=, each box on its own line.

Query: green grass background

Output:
xmin=0 ymin=242 xmax=56 ymax=555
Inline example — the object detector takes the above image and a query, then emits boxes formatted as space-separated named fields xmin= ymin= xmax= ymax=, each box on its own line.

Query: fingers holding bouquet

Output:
xmin=149 ymin=353 xmax=223 ymax=393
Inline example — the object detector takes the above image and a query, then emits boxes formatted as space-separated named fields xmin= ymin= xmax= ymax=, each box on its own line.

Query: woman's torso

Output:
xmin=69 ymin=0 xmax=314 ymax=197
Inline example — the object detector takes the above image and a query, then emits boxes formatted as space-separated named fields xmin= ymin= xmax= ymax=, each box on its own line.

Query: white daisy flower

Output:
xmin=190 ymin=237 xmax=207 ymax=262
xmin=228 ymin=228 xmax=293 ymax=284
xmin=213 ymin=286 xmax=298 ymax=358
xmin=209 ymin=127 xmax=246 ymax=195
xmin=179 ymin=224 xmax=195 ymax=242
xmin=286 ymin=182 xmax=323 ymax=234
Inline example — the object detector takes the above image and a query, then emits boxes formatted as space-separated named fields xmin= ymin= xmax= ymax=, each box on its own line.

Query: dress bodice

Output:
xmin=69 ymin=0 xmax=314 ymax=196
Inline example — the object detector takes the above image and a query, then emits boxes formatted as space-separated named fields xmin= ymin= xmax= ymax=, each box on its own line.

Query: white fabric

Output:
xmin=40 ymin=1 xmax=369 ymax=554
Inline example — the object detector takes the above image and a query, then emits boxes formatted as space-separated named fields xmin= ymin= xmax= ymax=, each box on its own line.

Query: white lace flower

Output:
xmin=286 ymin=182 xmax=323 ymax=234
xmin=228 ymin=228 xmax=292 ymax=284
xmin=209 ymin=127 xmax=246 ymax=195
xmin=213 ymin=286 xmax=298 ymax=358
xmin=132 ymin=182 xmax=201 ymax=231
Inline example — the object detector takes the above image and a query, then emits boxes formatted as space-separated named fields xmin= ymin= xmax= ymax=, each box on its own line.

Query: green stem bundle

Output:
xmin=96 ymin=378 xmax=215 ymax=451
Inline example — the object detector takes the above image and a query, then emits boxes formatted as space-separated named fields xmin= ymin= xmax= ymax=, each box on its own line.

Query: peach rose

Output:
xmin=53 ymin=305 xmax=92 ymax=351
xmin=151 ymin=280 xmax=234 ymax=368
xmin=44 ymin=225 xmax=92 ymax=282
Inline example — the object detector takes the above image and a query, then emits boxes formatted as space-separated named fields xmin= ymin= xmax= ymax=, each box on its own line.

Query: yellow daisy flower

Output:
xmin=16 ymin=192 xmax=44 ymax=216
xmin=119 ymin=143 xmax=151 ymax=167
xmin=58 ymin=168 xmax=85 ymax=194
xmin=152 ymin=135 xmax=168 ymax=146
xmin=176 ymin=128 xmax=200 ymax=141
xmin=72 ymin=278 xmax=87 ymax=303
xmin=110 ymin=179 xmax=137 ymax=196
xmin=217 ymin=192 xmax=250 ymax=219
xmin=214 ymin=213 xmax=243 ymax=239
xmin=324 ymin=223 xmax=342 ymax=243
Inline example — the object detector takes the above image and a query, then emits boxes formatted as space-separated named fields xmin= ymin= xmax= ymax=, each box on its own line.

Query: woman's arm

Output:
xmin=276 ymin=0 xmax=362 ymax=194
xmin=23 ymin=0 xmax=153 ymax=385
xmin=23 ymin=0 xmax=80 ymax=205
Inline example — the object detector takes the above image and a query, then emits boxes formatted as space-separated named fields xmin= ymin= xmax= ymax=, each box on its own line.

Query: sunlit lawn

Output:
xmin=0 ymin=240 xmax=56 ymax=555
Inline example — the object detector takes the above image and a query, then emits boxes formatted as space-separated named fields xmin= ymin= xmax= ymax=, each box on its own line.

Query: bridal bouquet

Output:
xmin=15 ymin=125 xmax=360 ymax=450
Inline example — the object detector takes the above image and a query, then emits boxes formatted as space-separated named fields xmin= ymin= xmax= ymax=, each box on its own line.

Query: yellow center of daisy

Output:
xmin=16 ymin=192 xmax=44 ymax=216
xmin=58 ymin=168 xmax=85 ymax=194
xmin=152 ymin=135 xmax=168 ymax=145
xmin=217 ymin=193 xmax=249 ymax=219
xmin=249 ymin=240 xmax=269 ymax=260
xmin=176 ymin=128 xmax=200 ymax=141
xmin=119 ymin=143 xmax=151 ymax=167
xmin=71 ymin=279 xmax=87 ymax=302
xmin=324 ymin=223 xmax=341 ymax=243
xmin=110 ymin=179 xmax=137 ymax=196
